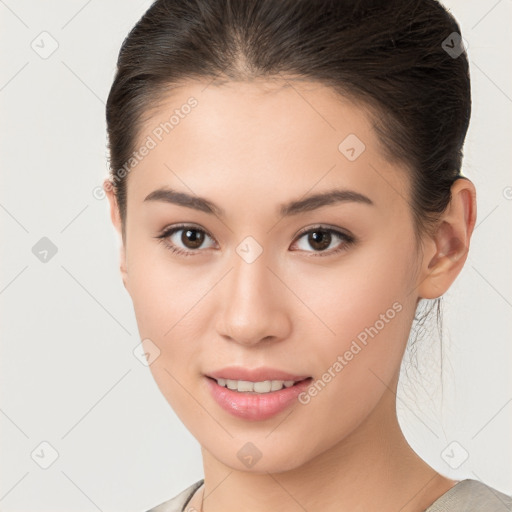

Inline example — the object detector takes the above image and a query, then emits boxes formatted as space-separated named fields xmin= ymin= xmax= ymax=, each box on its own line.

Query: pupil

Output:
xmin=309 ymin=230 xmax=331 ymax=251
xmin=182 ymin=229 xmax=204 ymax=249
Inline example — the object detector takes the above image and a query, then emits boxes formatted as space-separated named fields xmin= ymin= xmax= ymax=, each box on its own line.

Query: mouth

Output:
xmin=206 ymin=376 xmax=311 ymax=394
xmin=203 ymin=370 xmax=314 ymax=421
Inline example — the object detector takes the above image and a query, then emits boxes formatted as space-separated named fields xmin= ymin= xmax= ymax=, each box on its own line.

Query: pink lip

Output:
xmin=206 ymin=366 xmax=310 ymax=382
xmin=203 ymin=367 xmax=312 ymax=421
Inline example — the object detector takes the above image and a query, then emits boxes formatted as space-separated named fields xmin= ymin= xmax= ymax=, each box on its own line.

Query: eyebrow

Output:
xmin=143 ymin=187 xmax=374 ymax=217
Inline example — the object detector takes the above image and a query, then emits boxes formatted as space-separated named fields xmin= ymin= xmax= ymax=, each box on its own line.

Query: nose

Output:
xmin=215 ymin=247 xmax=292 ymax=347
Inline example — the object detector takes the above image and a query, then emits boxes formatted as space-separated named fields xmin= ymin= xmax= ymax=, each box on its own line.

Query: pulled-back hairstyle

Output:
xmin=105 ymin=0 xmax=472 ymax=359
xmin=106 ymin=0 xmax=470 ymax=245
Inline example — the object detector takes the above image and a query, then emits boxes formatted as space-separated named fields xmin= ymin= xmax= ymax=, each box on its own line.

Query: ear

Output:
xmin=104 ymin=179 xmax=128 ymax=290
xmin=417 ymin=178 xmax=477 ymax=299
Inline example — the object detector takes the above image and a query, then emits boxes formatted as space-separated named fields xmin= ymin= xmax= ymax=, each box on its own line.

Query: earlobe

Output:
xmin=417 ymin=178 xmax=477 ymax=299
xmin=104 ymin=178 xmax=121 ymax=232
xmin=119 ymin=245 xmax=128 ymax=291
xmin=104 ymin=178 xmax=129 ymax=290
xmin=419 ymin=227 xmax=468 ymax=299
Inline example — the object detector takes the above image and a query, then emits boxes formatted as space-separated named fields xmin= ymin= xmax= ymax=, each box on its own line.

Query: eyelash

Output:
xmin=155 ymin=223 xmax=356 ymax=258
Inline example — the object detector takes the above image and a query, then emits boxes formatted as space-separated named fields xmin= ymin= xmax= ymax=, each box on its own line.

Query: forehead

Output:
xmin=127 ymin=78 xmax=410 ymax=214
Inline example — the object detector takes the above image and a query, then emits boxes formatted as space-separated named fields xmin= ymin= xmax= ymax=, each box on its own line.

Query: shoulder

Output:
xmin=145 ymin=480 xmax=204 ymax=512
xmin=425 ymin=479 xmax=512 ymax=512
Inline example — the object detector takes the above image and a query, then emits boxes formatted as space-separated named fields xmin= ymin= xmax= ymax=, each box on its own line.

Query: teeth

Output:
xmin=254 ymin=381 xmax=271 ymax=393
xmin=270 ymin=380 xmax=282 ymax=391
xmin=215 ymin=378 xmax=298 ymax=393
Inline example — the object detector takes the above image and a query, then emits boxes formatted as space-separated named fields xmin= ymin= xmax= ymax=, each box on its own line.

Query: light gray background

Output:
xmin=0 ymin=1 xmax=511 ymax=511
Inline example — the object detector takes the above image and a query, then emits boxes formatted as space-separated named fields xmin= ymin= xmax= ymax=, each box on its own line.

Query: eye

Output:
xmin=156 ymin=223 xmax=355 ymax=258
xmin=291 ymin=225 xmax=355 ymax=256
xmin=156 ymin=224 xmax=216 ymax=257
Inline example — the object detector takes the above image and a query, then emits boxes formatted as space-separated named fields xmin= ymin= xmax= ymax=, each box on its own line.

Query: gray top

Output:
xmin=146 ymin=478 xmax=512 ymax=512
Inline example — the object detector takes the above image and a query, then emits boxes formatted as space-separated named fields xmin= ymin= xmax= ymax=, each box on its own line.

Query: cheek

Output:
xmin=126 ymin=248 xmax=215 ymax=409
xmin=291 ymin=235 xmax=416 ymax=347
xmin=126 ymin=252 xmax=211 ymax=422
xmin=288 ymin=237 xmax=417 ymax=406
xmin=294 ymin=273 xmax=411 ymax=404
xmin=127 ymin=241 xmax=210 ymax=337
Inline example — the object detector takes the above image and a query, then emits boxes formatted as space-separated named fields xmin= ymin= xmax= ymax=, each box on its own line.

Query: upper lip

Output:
xmin=206 ymin=366 xmax=311 ymax=382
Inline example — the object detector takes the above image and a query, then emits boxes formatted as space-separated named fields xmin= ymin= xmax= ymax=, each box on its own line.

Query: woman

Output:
xmin=103 ymin=0 xmax=511 ymax=510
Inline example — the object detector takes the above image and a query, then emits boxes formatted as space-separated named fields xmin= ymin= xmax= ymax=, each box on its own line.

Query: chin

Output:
xmin=200 ymin=433 xmax=320 ymax=474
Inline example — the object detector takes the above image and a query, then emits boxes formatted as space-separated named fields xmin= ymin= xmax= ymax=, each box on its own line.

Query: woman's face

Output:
xmin=110 ymin=79 xmax=426 ymax=472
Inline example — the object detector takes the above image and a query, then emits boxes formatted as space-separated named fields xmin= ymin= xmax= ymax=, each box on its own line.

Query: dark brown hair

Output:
xmin=105 ymin=0 xmax=472 ymax=365
xmin=106 ymin=0 xmax=470 ymax=244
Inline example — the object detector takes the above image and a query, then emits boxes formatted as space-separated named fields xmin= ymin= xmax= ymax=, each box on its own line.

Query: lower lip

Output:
xmin=204 ymin=376 xmax=313 ymax=421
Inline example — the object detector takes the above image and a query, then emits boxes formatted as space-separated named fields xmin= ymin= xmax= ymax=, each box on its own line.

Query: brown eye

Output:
xmin=156 ymin=224 xmax=216 ymax=256
xmin=181 ymin=228 xmax=205 ymax=249
xmin=292 ymin=226 xmax=355 ymax=256
xmin=307 ymin=230 xmax=332 ymax=251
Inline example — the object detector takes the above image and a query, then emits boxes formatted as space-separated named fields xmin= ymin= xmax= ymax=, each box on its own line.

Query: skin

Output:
xmin=105 ymin=78 xmax=477 ymax=512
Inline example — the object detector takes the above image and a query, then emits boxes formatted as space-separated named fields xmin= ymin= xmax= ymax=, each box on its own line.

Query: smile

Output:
xmin=204 ymin=374 xmax=313 ymax=421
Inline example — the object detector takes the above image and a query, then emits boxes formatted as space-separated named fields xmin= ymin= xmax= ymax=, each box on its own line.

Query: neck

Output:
xmin=194 ymin=374 xmax=455 ymax=512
